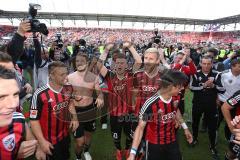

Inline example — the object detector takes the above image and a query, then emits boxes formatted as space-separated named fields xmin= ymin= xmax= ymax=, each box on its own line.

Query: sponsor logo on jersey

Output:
xmin=2 ymin=134 xmax=15 ymax=151
xmin=142 ymin=85 xmax=157 ymax=92
xmin=53 ymin=101 xmax=69 ymax=112
xmin=114 ymin=84 xmax=126 ymax=91
xmin=159 ymin=111 xmax=177 ymax=124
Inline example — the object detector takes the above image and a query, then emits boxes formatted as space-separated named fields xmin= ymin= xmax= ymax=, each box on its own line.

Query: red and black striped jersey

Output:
xmin=30 ymin=84 xmax=73 ymax=145
xmin=0 ymin=112 xmax=25 ymax=160
xmin=133 ymin=71 xmax=162 ymax=115
xmin=139 ymin=93 xmax=180 ymax=145
xmin=105 ymin=71 xmax=133 ymax=116
xmin=171 ymin=61 xmax=197 ymax=76
xmin=226 ymin=90 xmax=240 ymax=117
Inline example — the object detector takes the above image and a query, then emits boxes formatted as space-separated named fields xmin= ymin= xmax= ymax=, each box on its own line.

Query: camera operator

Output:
xmin=72 ymin=39 xmax=87 ymax=58
xmin=49 ymin=33 xmax=70 ymax=64
xmin=49 ymin=42 xmax=70 ymax=64
xmin=33 ymin=37 xmax=50 ymax=89
xmin=7 ymin=20 xmax=31 ymax=63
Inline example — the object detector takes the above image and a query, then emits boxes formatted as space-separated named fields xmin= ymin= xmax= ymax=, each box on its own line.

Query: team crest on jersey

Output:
xmin=2 ymin=134 xmax=15 ymax=151
xmin=228 ymin=79 xmax=233 ymax=84
xmin=198 ymin=77 xmax=202 ymax=81
xmin=30 ymin=110 xmax=38 ymax=118
xmin=173 ymin=100 xmax=179 ymax=108
xmin=229 ymin=98 xmax=238 ymax=106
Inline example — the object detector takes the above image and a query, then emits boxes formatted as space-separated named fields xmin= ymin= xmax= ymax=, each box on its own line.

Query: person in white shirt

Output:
xmin=218 ymin=57 xmax=240 ymax=128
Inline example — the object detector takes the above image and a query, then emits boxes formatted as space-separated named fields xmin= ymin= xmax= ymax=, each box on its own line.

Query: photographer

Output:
xmin=49 ymin=33 xmax=70 ymax=64
xmin=49 ymin=43 xmax=70 ymax=64
xmin=7 ymin=20 xmax=31 ymax=62
xmin=72 ymin=39 xmax=87 ymax=58
xmin=33 ymin=35 xmax=50 ymax=88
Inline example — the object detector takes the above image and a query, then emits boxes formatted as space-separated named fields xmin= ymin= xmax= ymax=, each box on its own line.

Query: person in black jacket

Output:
xmin=7 ymin=20 xmax=31 ymax=63
xmin=189 ymin=55 xmax=225 ymax=159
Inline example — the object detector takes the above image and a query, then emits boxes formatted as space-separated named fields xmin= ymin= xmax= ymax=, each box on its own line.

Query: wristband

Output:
xmin=130 ymin=148 xmax=137 ymax=155
xmin=181 ymin=122 xmax=188 ymax=129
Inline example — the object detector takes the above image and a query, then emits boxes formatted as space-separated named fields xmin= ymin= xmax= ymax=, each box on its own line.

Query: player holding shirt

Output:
xmin=30 ymin=61 xmax=79 ymax=160
xmin=97 ymin=37 xmax=142 ymax=160
xmin=128 ymin=69 xmax=193 ymax=160
xmin=0 ymin=66 xmax=38 ymax=160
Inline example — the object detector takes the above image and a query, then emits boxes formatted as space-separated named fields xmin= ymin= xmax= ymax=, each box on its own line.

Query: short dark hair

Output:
xmin=115 ymin=53 xmax=126 ymax=60
xmin=0 ymin=65 xmax=16 ymax=80
xmin=201 ymin=55 xmax=213 ymax=63
xmin=112 ymin=49 xmax=122 ymax=62
xmin=231 ymin=57 xmax=240 ymax=67
xmin=48 ymin=61 xmax=67 ymax=74
xmin=112 ymin=49 xmax=121 ymax=55
xmin=160 ymin=69 xmax=188 ymax=88
xmin=72 ymin=53 xmax=89 ymax=70
xmin=207 ymin=48 xmax=218 ymax=57
xmin=0 ymin=44 xmax=7 ymax=53
xmin=0 ymin=51 xmax=12 ymax=63
xmin=76 ymin=53 xmax=89 ymax=61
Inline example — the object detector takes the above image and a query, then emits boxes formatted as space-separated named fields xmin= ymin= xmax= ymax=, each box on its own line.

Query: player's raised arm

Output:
xmin=122 ymin=36 xmax=142 ymax=72
xmin=97 ymin=36 xmax=115 ymax=77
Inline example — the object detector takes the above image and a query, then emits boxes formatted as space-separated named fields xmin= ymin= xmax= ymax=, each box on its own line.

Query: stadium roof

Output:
xmin=0 ymin=10 xmax=240 ymax=26
xmin=1 ymin=0 xmax=240 ymax=20
xmin=0 ymin=10 xmax=211 ymax=25
xmin=0 ymin=0 xmax=239 ymax=31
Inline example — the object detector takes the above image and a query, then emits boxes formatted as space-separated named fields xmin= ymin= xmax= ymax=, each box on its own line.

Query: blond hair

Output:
xmin=144 ymin=48 xmax=159 ymax=59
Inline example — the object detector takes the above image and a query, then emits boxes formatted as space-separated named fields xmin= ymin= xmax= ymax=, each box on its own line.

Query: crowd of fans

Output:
xmin=0 ymin=19 xmax=240 ymax=160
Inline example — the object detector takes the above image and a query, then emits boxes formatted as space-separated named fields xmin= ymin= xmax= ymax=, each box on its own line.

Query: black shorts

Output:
xmin=47 ymin=136 xmax=70 ymax=160
xmin=74 ymin=104 xmax=97 ymax=138
xmin=228 ymin=134 xmax=240 ymax=158
xmin=110 ymin=115 xmax=132 ymax=140
xmin=146 ymin=141 xmax=182 ymax=160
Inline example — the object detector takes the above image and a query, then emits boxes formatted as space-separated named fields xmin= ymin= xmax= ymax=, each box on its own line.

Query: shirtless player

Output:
xmin=68 ymin=53 xmax=104 ymax=160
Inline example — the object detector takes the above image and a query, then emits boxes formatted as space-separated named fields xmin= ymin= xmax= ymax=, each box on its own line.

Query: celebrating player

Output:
xmin=30 ymin=61 xmax=79 ymax=160
xmin=128 ymin=69 xmax=193 ymax=160
xmin=68 ymin=53 xmax=104 ymax=160
xmin=0 ymin=66 xmax=38 ymax=159
xmin=97 ymin=37 xmax=142 ymax=160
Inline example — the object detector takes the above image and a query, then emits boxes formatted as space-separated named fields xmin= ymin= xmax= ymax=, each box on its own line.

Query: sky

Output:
xmin=0 ymin=0 xmax=240 ymax=30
